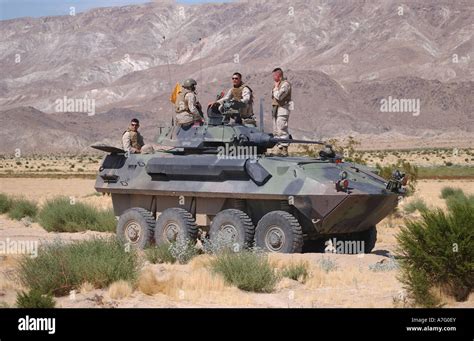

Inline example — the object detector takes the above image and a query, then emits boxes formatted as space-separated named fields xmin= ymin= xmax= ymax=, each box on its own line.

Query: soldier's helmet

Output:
xmin=182 ymin=78 xmax=197 ymax=89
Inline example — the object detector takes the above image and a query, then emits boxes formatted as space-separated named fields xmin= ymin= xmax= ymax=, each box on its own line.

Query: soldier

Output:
xmin=271 ymin=67 xmax=292 ymax=156
xmin=209 ymin=72 xmax=256 ymax=126
xmin=175 ymin=78 xmax=203 ymax=127
xmin=122 ymin=118 xmax=145 ymax=153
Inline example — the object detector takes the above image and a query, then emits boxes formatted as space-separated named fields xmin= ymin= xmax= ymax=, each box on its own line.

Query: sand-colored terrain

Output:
xmin=0 ymin=178 xmax=473 ymax=308
xmin=0 ymin=178 xmax=111 ymax=209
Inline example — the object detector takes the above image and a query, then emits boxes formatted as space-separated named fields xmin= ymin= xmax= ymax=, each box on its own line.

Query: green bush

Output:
xmin=281 ymin=262 xmax=309 ymax=283
xmin=38 ymin=197 xmax=116 ymax=232
xmin=17 ymin=238 xmax=140 ymax=296
xmin=443 ymin=189 xmax=474 ymax=210
xmin=8 ymin=198 xmax=38 ymax=220
xmin=0 ymin=193 xmax=11 ymax=213
xmin=403 ymin=198 xmax=428 ymax=214
xmin=145 ymin=243 xmax=177 ymax=264
xmin=146 ymin=240 xmax=199 ymax=265
xmin=210 ymin=251 xmax=278 ymax=293
xmin=440 ymin=187 xmax=464 ymax=200
xmin=397 ymin=191 xmax=473 ymax=306
xmin=16 ymin=290 xmax=56 ymax=308
xmin=169 ymin=239 xmax=199 ymax=264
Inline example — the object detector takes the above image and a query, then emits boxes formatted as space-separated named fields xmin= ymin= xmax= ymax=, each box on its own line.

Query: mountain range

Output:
xmin=0 ymin=0 xmax=472 ymax=153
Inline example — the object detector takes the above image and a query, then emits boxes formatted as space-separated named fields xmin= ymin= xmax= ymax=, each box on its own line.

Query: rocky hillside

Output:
xmin=0 ymin=0 xmax=472 ymax=153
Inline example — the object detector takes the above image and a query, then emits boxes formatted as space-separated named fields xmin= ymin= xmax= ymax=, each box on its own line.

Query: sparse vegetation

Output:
xmin=8 ymin=198 xmax=38 ymax=220
xmin=397 ymin=189 xmax=473 ymax=306
xmin=169 ymin=239 xmax=200 ymax=264
xmin=0 ymin=193 xmax=11 ymax=213
xmin=145 ymin=243 xmax=177 ymax=264
xmin=328 ymin=136 xmax=367 ymax=164
xmin=440 ymin=186 xmax=464 ymax=200
xmin=210 ymin=251 xmax=278 ymax=293
xmin=16 ymin=289 xmax=56 ymax=308
xmin=17 ymin=238 xmax=140 ymax=296
xmin=403 ymin=198 xmax=428 ymax=214
xmin=37 ymin=196 xmax=115 ymax=232
xmin=145 ymin=240 xmax=199 ymax=265
xmin=319 ymin=257 xmax=338 ymax=273
xmin=108 ymin=280 xmax=133 ymax=300
xmin=376 ymin=161 xmax=418 ymax=194
xmin=417 ymin=166 xmax=474 ymax=179
xmin=281 ymin=261 xmax=310 ymax=283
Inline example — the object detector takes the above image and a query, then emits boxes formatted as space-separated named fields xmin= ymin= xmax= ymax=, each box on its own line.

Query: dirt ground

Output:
xmin=0 ymin=178 xmax=473 ymax=308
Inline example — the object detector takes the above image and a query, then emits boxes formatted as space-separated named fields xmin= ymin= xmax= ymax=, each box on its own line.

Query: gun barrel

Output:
xmin=269 ymin=138 xmax=327 ymax=146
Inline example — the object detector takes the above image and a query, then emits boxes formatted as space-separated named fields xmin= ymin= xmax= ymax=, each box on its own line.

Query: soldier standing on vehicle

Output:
xmin=271 ymin=67 xmax=292 ymax=156
xmin=209 ymin=72 xmax=256 ymax=126
xmin=174 ymin=78 xmax=204 ymax=127
xmin=122 ymin=118 xmax=145 ymax=153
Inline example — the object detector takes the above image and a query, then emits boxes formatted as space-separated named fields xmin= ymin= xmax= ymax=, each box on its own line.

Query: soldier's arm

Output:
xmin=216 ymin=89 xmax=232 ymax=105
xmin=272 ymin=81 xmax=290 ymax=101
xmin=241 ymin=87 xmax=251 ymax=104
xmin=122 ymin=132 xmax=131 ymax=151
xmin=186 ymin=93 xmax=201 ymax=119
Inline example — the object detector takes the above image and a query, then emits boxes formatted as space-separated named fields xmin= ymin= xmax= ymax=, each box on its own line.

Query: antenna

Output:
xmin=198 ymin=37 xmax=203 ymax=85
xmin=259 ymin=98 xmax=264 ymax=132
xmin=162 ymin=35 xmax=172 ymax=91
xmin=162 ymin=35 xmax=174 ymax=126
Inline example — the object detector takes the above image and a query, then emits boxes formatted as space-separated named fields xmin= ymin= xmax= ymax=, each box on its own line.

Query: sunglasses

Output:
xmin=232 ymin=77 xmax=240 ymax=80
xmin=131 ymin=123 xmax=139 ymax=126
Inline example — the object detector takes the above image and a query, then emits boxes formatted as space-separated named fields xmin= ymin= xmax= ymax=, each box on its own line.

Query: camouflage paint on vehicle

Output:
xmin=93 ymin=100 xmax=406 ymax=253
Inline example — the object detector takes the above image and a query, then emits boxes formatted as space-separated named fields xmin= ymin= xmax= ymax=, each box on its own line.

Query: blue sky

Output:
xmin=0 ymin=0 xmax=231 ymax=20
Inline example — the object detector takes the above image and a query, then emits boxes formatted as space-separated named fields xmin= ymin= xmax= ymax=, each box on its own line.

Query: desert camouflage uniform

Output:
xmin=175 ymin=89 xmax=201 ymax=126
xmin=122 ymin=129 xmax=145 ymax=153
xmin=217 ymin=83 xmax=255 ymax=125
xmin=271 ymin=79 xmax=292 ymax=148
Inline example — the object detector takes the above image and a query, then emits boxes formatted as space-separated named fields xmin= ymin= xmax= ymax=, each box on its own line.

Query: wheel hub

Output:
xmin=126 ymin=221 xmax=141 ymax=243
xmin=164 ymin=222 xmax=179 ymax=242
xmin=219 ymin=224 xmax=238 ymax=243
xmin=265 ymin=226 xmax=285 ymax=251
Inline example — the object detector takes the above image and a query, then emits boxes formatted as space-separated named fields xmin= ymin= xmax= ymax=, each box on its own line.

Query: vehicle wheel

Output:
xmin=116 ymin=207 xmax=155 ymax=249
xmin=255 ymin=211 xmax=303 ymax=253
xmin=359 ymin=226 xmax=377 ymax=253
xmin=209 ymin=209 xmax=255 ymax=251
xmin=154 ymin=208 xmax=198 ymax=245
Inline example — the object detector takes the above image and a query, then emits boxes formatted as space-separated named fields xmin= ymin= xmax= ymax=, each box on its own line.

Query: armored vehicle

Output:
xmin=93 ymin=101 xmax=406 ymax=253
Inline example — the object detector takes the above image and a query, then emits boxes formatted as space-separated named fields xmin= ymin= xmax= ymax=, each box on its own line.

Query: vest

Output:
xmin=272 ymin=79 xmax=292 ymax=107
xmin=123 ymin=129 xmax=143 ymax=149
xmin=231 ymin=84 xmax=254 ymax=117
xmin=231 ymin=84 xmax=252 ymax=101
xmin=175 ymin=89 xmax=193 ymax=113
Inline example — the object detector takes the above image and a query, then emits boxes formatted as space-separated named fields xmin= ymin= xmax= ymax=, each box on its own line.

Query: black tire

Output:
xmin=154 ymin=208 xmax=198 ymax=245
xmin=255 ymin=211 xmax=303 ymax=253
xmin=359 ymin=226 xmax=377 ymax=253
xmin=116 ymin=207 xmax=155 ymax=249
xmin=209 ymin=209 xmax=255 ymax=251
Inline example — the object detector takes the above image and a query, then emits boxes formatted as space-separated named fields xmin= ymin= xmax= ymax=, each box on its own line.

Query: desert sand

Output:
xmin=0 ymin=178 xmax=473 ymax=308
